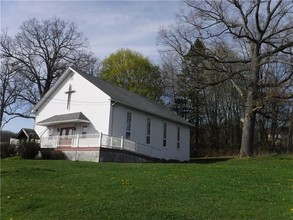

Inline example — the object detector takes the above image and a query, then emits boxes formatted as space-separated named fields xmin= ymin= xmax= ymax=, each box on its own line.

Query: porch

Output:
xmin=40 ymin=133 xmax=162 ymax=160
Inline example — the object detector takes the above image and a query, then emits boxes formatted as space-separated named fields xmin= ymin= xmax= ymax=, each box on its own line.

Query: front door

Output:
xmin=59 ymin=127 xmax=74 ymax=146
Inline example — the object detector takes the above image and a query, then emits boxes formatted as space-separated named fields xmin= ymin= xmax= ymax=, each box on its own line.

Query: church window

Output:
xmin=126 ymin=112 xmax=132 ymax=139
xmin=177 ymin=127 xmax=181 ymax=149
xmin=146 ymin=118 xmax=151 ymax=144
xmin=163 ymin=123 xmax=167 ymax=147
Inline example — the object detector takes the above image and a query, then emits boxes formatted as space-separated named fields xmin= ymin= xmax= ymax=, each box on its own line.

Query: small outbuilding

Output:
xmin=15 ymin=128 xmax=40 ymax=143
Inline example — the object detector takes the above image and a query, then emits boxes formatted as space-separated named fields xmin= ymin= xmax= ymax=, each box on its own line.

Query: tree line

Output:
xmin=158 ymin=0 xmax=293 ymax=156
xmin=1 ymin=1 xmax=292 ymax=157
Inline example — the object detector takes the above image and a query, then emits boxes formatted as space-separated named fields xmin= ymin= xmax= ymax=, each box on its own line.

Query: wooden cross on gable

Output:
xmin=65 ymin=84 xmax=75 ymax=110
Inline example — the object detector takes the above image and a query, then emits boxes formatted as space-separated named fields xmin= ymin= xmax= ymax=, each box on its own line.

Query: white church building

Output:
xmin=33 ymin=67 xmax=191 ymax=162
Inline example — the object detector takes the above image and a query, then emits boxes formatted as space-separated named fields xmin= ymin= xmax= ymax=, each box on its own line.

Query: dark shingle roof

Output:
xmin=38 ymin=112 xmax=90 ymax=125
xmin=15 ymin=128 xmax=39 ymax=139
xmin=75 ymin=69 xmax=192 ymax=126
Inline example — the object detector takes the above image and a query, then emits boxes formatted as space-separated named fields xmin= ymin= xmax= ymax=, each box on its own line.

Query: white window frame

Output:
xmin=126 ymin=112 xmax=132 ymax=140
xmin=146 ymin=118 xmax=151 ymax=144
xmin=177 ymin=126 xmax=181 ymax=149
xmin=163 ymin=122 xmax=167 ymax=147
xmin=82 ymin=126 xmax=88 ymax=138
xmin=48 ymin=128 xmax=54 ymax=140
xmin=49 ymin=128 xmax=54 ymax=136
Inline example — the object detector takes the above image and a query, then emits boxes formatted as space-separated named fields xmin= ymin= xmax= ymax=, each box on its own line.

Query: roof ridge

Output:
xmin=75 ymin=69 xmax=163 ymax=104
xmin=71 ymin=68 xmax=192 ymax=126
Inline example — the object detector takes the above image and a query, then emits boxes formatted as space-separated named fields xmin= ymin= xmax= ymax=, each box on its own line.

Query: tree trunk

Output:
xmin=239 ymin=91 xmax=256 ymax=157
xmin=0 ymin=89 xmax=6 ymax=128
xmin=288 ymin=109 xmax=293 ymax=153
xmin=239 ymin=43 xmax=260 ymax=157
xmin=195 ymin=93 xmax=200 ymax=149
xmin=0 ymin=106 xmax=4 ymax=128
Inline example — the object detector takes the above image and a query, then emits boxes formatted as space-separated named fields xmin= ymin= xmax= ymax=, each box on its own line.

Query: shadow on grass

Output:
xmin=189 ymin=157 xmax=234 ymax=164
xmin=158 ymin=157 xmax=235 ymax=164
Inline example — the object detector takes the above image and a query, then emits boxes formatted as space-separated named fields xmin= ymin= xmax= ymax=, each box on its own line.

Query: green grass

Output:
xmin=1 ymin=156 xmax=292 ymax=219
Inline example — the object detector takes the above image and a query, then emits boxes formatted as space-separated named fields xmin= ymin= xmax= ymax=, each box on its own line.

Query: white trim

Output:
xmin=22 ymin=129 xmax=29 ymax=138
xmin=125 ymin=111 xmax=132 ymax=140
xmin=37 ymin=119 xmax=90 ymax=126
xmin=146 ymin=117 xmax=151 ymax=145
xmin=162 ymin=122 xmax=167 ymax=148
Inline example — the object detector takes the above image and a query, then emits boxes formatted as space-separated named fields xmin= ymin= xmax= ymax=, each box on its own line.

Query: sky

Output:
xmin=1 ymin=0 xmax=183 ymax=133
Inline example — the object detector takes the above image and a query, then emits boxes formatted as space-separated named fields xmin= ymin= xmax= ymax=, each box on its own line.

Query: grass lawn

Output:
xmin=1 ymin=156 xmax=292 ymax=219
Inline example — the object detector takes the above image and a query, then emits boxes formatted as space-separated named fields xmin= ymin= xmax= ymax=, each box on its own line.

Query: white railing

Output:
xmin=41 ymin=136 xmax=59 ymax=148
xmin=78 ymin=133 xmax=100 ymax=147
xmin=101 ymin=134 xmax=122 ymax=149
xmin=40 ymin=132 xmax=161 ymax=159
xmin=41 ymin=133 xmax=100 ymax=148
xmin=100 ymin=134 xmax=161 ymax=159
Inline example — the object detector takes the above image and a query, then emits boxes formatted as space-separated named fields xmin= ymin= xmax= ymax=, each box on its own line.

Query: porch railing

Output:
xmin=40 ymin=133 xmax=100 ymax=148
xmin=100 ymin=134 xmax=161 ymax=159
xmin=40 ymin=133 xmax=161 ymax=159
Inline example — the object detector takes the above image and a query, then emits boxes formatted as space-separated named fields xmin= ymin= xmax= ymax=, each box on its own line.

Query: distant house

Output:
xmin=10 ymin=128 xmax=40 ymax=146
xmin=32 ymin=67 xmax=191 ymax=162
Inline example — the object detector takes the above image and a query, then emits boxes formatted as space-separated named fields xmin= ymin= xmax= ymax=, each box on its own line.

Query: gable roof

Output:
xmin=37 ymin=112 xmax=90 ymax=126
xmin=33 ymin=67 xmax=192 ymax=127
xmin=15 ymin=128 xmax=40 ymax=140
xmin=75 ymin=69 xmax=192 ymax=126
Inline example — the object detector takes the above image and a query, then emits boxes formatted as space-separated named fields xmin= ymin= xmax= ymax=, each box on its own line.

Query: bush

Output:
xmin=51 ymin=150 xmax=67 ymax=160
xmin=41 ymin=149 xmax=67 ymax=160
xmin=18 ymin=142 xmax=40 ymax=159
xmin=0 ymin=143 xmax=17 ymax=159
xmin=0 ymin=130 xmax=17 ymax=142
xmin=40 ymin=149 xmax=51 ymax=160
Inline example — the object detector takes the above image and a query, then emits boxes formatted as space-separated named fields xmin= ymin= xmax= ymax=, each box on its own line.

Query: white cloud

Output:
xmin=1 ymin=1 xmax=181 ymax=61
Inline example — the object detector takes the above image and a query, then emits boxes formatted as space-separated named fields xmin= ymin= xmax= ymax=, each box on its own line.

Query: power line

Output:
xmin=39 ymin=95 xmax=109 ymax=104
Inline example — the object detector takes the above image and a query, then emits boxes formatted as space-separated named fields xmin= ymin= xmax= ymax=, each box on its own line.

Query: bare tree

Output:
xmin=0 ymin=17 xmax=99 ymax=117
xmin=159 ymin=0 xmax=293 ymax=157
xmin=0 ymin=57 xmax=26 ymax=128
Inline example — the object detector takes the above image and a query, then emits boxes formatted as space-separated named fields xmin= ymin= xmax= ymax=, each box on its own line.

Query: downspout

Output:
xmin=109 ymin=101 xmax=117 ymax=136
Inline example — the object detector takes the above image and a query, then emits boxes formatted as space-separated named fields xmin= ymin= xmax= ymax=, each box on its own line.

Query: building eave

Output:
xmin=111 ymin=98 xmax=194 ymax=127
xmin=37 ymin=119 xmax=90 ymax=126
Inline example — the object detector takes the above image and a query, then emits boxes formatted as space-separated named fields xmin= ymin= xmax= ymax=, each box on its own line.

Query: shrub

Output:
xmin=51 ymin=150 xmax=67 ymax=160
xmin=0 ymin=143 xmax=17 ymax=159
xmin=41 ymin=149 xmax=67 ymax=160
xmin=40 ymin=149 xmax=51 ymax=160
xmin=18 ymin=142 xmax=40 ymax=159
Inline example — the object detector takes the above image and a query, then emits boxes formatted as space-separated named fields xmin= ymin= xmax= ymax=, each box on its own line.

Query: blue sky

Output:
xmin=1 ymin=0 xmax=183 ymax=132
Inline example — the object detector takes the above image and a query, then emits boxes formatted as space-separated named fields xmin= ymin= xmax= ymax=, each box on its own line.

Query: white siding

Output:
xmin=34 ymin=71 xmax=111 ymax=137
xmin=110 ymin=103 xmax=190 ymax=161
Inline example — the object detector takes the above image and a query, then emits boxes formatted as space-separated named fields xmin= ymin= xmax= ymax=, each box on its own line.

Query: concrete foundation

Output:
xmin=99 ymin=148 xmax=156 ymax=162
xmin=40 ymin=147 xmax=160 ymax=163
xmin=63 ymin=151 xmax=100 ymax=162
